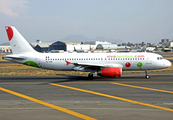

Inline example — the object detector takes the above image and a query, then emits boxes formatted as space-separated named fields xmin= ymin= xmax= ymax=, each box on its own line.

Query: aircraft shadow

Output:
xmin=0 ymin=73 xmax=171 ymax=84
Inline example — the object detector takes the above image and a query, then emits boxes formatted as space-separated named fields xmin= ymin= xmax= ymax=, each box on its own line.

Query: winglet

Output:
xmin=65 ymin=60 xmax=71 ymax=66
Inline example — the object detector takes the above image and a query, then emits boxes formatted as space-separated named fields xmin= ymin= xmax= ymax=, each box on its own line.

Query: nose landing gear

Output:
xmin=145 ymin=70 xmax=150 ymax=79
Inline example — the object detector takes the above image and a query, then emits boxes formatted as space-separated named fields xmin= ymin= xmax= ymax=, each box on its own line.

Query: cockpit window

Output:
xmin=157 ymin=57 xmax=164 ymax=60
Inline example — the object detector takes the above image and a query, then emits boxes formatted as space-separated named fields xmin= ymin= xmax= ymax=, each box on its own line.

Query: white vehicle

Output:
xmin=3 ymin=26 xmax=172 ymax=79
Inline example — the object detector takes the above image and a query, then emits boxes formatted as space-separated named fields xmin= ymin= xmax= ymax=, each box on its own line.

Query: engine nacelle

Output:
xmin=97 ymin=67 xmax=122 ymax=77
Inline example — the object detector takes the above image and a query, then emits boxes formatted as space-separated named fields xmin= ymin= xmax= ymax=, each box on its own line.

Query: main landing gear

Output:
xmin=88 ymin=73 xmax=93 ymax=79
xmin=145 ymin=70 xmax=150 ymax=79
xmin=88 ymin=70 xmax=95 ymax=79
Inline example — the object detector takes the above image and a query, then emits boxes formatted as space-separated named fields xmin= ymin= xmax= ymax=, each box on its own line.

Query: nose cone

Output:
xmin=165 ymin=60 xmax=172 ymax=68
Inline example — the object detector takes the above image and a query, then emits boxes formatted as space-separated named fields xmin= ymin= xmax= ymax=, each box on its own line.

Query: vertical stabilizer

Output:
xmin=5 ymin=26 xmax=36 ymax=54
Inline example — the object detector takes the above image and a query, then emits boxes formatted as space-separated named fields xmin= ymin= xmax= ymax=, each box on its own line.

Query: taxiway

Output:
xmin=0 ymin=72 xmax=173 ymax=120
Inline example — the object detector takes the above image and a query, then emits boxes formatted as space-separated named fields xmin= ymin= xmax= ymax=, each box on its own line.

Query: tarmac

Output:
xmin=0 ymin=72 xmax=173 ymax=120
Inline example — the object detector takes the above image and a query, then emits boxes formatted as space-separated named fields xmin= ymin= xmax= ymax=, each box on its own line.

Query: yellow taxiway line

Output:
xmin=0 ymin=87 xmax=96 ymax=120
xmin=111 ymin=82 xmax=173 ymax=94
xmin=119 ymin=82 xmax=173 ymax=83
xmin=50 ymin=83 xmax=173 ymax=112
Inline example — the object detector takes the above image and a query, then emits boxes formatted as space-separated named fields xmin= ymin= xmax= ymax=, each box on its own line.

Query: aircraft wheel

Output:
xmin=145 ymin=70 xmax=150 ymax=79
xmin=145 ymin=75 xmax=150 ymax=79
xmin=88 ymin=73 xmax=93 ymax=79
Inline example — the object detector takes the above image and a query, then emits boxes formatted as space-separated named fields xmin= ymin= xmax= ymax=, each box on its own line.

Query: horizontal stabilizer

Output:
xmin=3 ymin=55 xmax=25 ymax=60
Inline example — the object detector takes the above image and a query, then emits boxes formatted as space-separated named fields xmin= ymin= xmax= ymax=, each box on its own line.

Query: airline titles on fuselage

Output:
xmin=45 ymin=54 xmax=146 ymax=68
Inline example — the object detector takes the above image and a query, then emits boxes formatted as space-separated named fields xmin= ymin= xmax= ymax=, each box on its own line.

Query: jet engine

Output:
xmin=97 ymin=67 xmax=122 ymax=77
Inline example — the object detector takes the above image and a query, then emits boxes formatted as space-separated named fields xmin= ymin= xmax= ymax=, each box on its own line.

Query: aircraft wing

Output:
xmin=73 ymin=63 xmax=105 ymax=67
xmin=65 ymin=60 xmax=123 ymax=70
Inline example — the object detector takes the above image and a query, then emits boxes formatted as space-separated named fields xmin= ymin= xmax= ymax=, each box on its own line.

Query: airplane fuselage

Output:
xmin=6 ymin=52 xmax=171 ymax=71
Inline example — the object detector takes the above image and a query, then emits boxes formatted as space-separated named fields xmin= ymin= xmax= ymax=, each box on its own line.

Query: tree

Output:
xmin=165 ymin=45 xmax=169 ymax=48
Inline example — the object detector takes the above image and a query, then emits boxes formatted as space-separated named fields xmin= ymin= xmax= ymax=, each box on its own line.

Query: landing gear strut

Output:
xmin=88 ymin=70 xmax=95 ymax=79
xmin=88 ymin=73 xmax=93 ymax=79
xmin=145 ymin=70 xmax=150 ymax=79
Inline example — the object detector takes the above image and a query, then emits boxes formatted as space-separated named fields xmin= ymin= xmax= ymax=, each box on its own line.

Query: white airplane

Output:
xmin=3 ymin=26 xmax=172 ymax=79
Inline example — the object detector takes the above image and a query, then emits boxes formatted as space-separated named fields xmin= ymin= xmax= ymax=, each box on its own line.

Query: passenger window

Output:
xmin=157 ymin=57 xmax=159 ymax=60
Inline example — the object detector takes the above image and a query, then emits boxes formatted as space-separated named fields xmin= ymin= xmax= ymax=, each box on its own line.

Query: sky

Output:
xmin=0 ymin=0 xmax=173 ymax=44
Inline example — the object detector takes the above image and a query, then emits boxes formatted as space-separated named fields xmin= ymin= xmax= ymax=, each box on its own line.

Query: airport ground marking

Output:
xmin=111 ymin=82 xmax=173 ymax=94
xmin=0 ymin=87 xmax=97 ymax=120
xmin=120 ymin=82 xmax=173 ymax=84
xmin=49 ymin=83 xmax=173 ymax=112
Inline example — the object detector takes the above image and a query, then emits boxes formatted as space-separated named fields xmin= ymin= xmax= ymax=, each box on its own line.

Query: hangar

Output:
xmin=96 ymin=44 xmax=118 ymax=50
xmin=50 ymin=41 xmax=90 ymax=52
xmin=34 ymin=43 xmax=51 ymax=52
